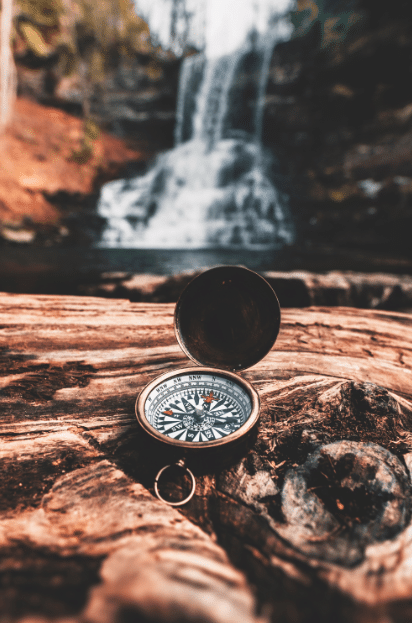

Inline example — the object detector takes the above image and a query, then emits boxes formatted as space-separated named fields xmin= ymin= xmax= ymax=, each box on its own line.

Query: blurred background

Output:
xmin=0 ymin=0 xmax=412 ymax=307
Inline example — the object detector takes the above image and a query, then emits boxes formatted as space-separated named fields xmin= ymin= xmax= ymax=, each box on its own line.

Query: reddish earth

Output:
xmin=0 ymin=98 xmax=147 ymax=241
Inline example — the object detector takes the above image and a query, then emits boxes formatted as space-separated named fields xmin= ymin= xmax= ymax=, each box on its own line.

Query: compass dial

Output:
xmin=138 ymin=370 xmax=256 ymax=446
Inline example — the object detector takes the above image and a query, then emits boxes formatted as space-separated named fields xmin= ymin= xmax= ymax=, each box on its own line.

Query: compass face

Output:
xmin=139 ymin=370 xmax=255 ymax=445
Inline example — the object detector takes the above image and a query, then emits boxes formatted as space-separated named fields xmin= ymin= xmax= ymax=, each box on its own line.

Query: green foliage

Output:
xmin=17 ymin=0 xmax=63 ymax=28
xmin=15 ymin=0 xmax=154 ymax=84
xmin=73 ymin=0 xmax=150 ymax=53
xmin=13 ymin=0 xmax=164 ymax=134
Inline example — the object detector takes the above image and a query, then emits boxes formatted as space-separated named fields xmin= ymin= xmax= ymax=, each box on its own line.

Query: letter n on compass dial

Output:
xmin=145 ymin=372 xmax=253 ymax=444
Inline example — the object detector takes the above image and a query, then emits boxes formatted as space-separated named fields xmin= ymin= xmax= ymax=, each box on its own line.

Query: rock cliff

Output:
xmin=265 ymin=0 xmax=412 ymax=257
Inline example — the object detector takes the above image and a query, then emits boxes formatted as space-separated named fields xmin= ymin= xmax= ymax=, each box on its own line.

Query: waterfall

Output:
xmin=174 ymin=53 xmax=205 ymax=145
xmin=254 ymin=29 xmax=280 ymax=145
xmin=97 ymin=19 xmax=294 ymax=249
xmin=191 ymin=51 xmax=245 ymax=147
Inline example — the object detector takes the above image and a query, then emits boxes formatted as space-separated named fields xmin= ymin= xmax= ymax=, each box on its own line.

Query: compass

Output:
xmin=135 ymin=266 xmax=281 ymax=505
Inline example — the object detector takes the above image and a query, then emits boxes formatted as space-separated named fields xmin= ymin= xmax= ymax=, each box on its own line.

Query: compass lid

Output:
xmin=174 ymin=266 xmax=281 ymax=372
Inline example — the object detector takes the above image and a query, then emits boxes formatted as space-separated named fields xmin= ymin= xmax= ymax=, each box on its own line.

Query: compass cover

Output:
xmin=174 ymin=266 xmax=281 ymax=372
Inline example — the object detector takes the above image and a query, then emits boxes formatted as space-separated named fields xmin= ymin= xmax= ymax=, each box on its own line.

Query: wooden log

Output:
xmin=1 ymin=292 xmax=412 ymax=622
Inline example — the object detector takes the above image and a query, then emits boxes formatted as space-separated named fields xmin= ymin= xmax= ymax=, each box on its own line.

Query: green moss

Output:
xmin=84 ymin=118 xmax=100 ymax=141
xmin=68 ymin=118 xmax=100 ymax=163
xmin=69 ymin=140 xmax=93 ymax=164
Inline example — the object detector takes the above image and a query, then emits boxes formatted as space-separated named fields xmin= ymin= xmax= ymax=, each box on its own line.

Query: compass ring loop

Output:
xmin=154 ymin=462 xmax=196 ymax=506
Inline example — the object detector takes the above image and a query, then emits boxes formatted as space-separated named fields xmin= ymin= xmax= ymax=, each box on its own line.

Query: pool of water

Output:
xmin=1 ymin=245 xmax=411 ymax=295
xmin=0 ymin=247 xmax=285 ymax=294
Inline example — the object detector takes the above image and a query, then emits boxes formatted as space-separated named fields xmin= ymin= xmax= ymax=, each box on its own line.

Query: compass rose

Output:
xmin=146 ymin=374 xmax=250 ymax=443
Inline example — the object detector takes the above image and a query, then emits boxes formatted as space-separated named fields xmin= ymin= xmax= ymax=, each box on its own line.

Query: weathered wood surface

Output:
xmin=1 ymin=293 xmax=412 ymax=623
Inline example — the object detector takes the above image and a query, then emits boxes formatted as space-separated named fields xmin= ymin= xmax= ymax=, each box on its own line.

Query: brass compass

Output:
xmin=135 ymin=265 xmax=281 ymax=506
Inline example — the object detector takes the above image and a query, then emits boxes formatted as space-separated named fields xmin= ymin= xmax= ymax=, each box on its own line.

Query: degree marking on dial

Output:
xmin=145 ymin=372 xmax=252 ymax=443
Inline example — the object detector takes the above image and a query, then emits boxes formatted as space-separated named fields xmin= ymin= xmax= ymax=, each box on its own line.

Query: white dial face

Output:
xmin=143 ymin=372 xmax=252 ymax=444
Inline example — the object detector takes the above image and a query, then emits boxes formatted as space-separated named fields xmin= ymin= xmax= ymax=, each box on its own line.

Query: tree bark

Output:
xmin=1 ymin=293 xmax=412 ymax=622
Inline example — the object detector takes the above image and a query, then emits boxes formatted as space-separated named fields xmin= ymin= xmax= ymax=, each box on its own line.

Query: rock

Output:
xmin=265 ymin=0 xmax=412 ymax=258
xmin=77 ymin=270 xmax=412 ymax=312
xmin=78 ymin=272 xmax=196 ymax=303
xmin=264 ymin=271 xmax=412 ymax=311
xmin=0 ymin=227 xmax=36 ymax=243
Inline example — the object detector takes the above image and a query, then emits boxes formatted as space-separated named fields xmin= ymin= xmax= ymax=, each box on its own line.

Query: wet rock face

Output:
xmin=88 ymin=56 xmax=180 ymax=150
xmin=264 ymin=0 xmax=412 ymax=258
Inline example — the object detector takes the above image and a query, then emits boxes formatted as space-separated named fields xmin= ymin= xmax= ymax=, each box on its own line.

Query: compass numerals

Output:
xmin=143 ymin=372 xmax=253 ymax=445
xmin=153 ymin=388 xmax=243 ymax=443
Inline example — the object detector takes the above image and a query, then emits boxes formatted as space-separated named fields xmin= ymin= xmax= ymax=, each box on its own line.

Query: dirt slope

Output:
xmin=0 ymin=98 xmax=146 ymax=242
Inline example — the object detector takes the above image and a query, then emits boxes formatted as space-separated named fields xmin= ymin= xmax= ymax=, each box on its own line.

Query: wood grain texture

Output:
xmin=1 ymin=292 xmax=412 ymax=623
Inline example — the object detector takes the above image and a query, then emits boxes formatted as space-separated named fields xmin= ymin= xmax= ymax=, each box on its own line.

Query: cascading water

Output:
xmin=97 ymin=17 xmax=294 ymax=249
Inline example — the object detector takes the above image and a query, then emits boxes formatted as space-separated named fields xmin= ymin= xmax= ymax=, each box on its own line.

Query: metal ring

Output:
xmin=154 ymin=462 xmax=196 ymax=507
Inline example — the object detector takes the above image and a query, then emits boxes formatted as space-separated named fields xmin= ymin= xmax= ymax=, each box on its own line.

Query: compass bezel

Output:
xmin=135 ymin=367 xmax=260 ymax=450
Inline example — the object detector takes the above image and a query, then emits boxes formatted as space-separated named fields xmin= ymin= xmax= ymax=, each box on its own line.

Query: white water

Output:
xmin=174 ymin=53 xmax=204 ymax=145
xmin=97 ymin=11 xmax=294 ymax=249
xmin=134 ymin=0 xmax=292 ymax=57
